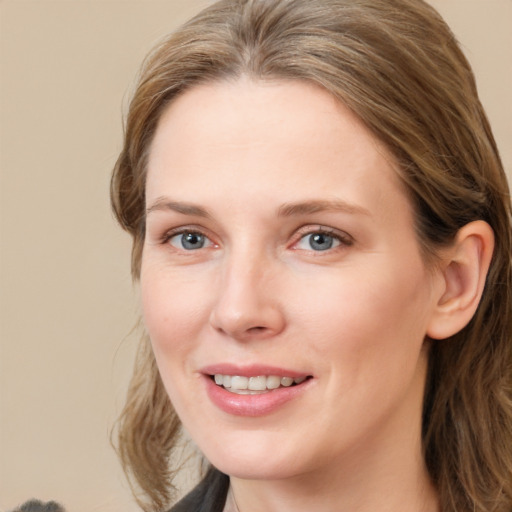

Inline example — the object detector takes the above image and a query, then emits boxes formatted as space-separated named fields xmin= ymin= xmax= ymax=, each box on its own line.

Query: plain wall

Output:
xmin=0 ymin=1 xmax=510 ymax=511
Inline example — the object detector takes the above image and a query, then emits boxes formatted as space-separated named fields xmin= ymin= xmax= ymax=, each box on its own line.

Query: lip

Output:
xmin=201 ymin=363 xmax=310 ymax=379
xmin=200 ymin=364 xmax=313 ymax=417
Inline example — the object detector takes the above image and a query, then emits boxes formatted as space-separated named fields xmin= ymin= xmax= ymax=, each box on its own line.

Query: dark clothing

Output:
xmin=10 ymin=500 xmax=66 ymax=512
xmin=169 ymin=468 xmax=230 ymax=512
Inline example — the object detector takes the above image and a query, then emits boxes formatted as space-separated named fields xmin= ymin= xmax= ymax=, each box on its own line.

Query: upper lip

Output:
xmin=200 ymin=363 xmax=311 ymax=378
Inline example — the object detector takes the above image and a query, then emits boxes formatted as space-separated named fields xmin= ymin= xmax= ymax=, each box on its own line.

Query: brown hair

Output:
xmin=111 ymin=1 xmax=512 ymax=511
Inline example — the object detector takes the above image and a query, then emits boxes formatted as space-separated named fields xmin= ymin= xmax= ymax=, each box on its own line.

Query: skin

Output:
xmin=141 ymin=78 xmax=444 ymax=512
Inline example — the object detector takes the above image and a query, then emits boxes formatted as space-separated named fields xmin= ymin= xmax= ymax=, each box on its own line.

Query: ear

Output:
xmin=427 ymin=220 xmax=494 ymax=340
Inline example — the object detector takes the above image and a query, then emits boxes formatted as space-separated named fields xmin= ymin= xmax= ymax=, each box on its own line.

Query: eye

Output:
xmin=294 ymin=229 xmax=352 ymax=252
xmin=168 ymin=231 xmax=212 ymax=250
xmin=296 ymin=232 xmax=339 ymax=251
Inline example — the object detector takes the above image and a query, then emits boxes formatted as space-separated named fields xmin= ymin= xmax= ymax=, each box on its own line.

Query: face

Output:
xmin=142 ymin=79 xmax=442 ymax=482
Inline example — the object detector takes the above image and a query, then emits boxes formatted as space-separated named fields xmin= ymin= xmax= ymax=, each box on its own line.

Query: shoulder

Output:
xmin=169 ymin=468 xmax=230 ymax=512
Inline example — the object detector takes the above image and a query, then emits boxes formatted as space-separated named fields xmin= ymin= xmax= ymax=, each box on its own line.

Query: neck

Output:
xmin=229 ymin=414 xmax=439 ymax=512
xmin=231 ymin=456 xmax=438 ymax=512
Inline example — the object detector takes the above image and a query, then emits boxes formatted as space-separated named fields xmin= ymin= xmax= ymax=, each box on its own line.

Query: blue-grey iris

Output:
xmin=309 ymin=233 xmax=334 ymax=251
xmin=182 ymin=232 xmax=205 ymax=250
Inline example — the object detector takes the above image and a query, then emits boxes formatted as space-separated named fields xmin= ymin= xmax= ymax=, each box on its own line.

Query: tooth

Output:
xmin=266 ymin=375 xmax=281 ymax=389
xmin=215 ymin=374 xmax=307 ymax=391
xmin=231 ymin=376 xmax=249 ymax=390
xmin=248 ymin=376 xmax=267 ymax=391
xmin=229 ymin=388 xmax=267 ymax=395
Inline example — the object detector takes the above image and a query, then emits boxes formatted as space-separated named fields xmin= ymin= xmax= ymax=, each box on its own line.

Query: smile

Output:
xmin=213 ymin=374 xmax=308 ymax=394
xmin=204 ymin=369 xmax=313 ymax=416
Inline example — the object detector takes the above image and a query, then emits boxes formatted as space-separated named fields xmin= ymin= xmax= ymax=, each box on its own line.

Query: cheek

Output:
xmin=140 ymin=264 xmax=213 ymax=359
xmin=294 ymin=258 xmax=434 ymax=366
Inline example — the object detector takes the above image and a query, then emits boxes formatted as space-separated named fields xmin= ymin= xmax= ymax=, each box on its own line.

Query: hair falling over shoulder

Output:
xmin=111 ymin=1 xmax=512 ymax=510
xmin=114 ymin=333 xmax=181 ymax=511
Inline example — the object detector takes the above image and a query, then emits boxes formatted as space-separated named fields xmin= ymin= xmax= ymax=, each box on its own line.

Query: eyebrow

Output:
xmin=145 ymin=197 xmax=371 ymax=219
xmin=278 ymin=199 xmax=371 ymax=217
xmin=146 ymin=197 xmax=211 ymax=218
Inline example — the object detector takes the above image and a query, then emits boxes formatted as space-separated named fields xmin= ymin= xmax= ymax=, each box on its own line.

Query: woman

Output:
xmin=111 ymin=1 xmax=512 ymax=511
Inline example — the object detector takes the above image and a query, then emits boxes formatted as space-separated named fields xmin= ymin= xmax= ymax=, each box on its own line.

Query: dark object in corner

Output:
xmin=10 ymin=499 xmax=66 ymax=512
xmin=169 ymin=467 xmax=229 ymax=512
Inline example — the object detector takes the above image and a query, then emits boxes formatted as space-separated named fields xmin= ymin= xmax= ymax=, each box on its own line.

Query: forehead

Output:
xmin=146 ymin=78 xmax=409 ymax=220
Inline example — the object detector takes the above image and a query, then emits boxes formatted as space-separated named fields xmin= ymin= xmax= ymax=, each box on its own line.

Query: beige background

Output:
xmin=0 ymin=1 xmax=510 ymax=511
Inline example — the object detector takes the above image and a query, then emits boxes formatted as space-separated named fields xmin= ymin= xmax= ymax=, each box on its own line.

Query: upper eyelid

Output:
xmin=293 ymin=225 xmax=353 ymax=242
xmin=160 ymin=225 xmax=215 ymax=243
xmin=162 ymin=224 xmax=209 ymax=235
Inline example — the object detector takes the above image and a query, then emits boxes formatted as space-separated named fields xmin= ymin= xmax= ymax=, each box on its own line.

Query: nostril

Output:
xmin=209 ymin=301 xmax=286 ymax=339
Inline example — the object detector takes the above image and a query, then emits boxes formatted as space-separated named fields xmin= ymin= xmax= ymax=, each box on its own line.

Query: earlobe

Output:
xmin=427 ymin=221 xmax=494 ymax=340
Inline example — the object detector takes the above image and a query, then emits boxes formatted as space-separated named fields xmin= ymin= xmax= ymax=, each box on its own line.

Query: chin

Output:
xmin=213 ymin=457 xmax=298 ymax=481
xmin=200 ymin=435 xmax=309 ymax=481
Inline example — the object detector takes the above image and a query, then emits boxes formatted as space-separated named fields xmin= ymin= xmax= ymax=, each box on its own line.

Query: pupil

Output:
xmin=183 ymin=232 xmax=204 ymax=249
xmin=310 ymin=233 xmax=333 ymax=251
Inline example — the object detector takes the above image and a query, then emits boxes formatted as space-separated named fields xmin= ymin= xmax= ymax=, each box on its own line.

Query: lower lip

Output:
xmin=204 ymin=376 xmax=311 ymax=417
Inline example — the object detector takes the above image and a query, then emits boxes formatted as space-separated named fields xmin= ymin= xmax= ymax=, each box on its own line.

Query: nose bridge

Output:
xmin=209 ymin=241 xmax=284 ymax=339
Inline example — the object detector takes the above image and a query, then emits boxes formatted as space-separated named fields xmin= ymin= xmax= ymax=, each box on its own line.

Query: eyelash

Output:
xmin=160 ymin=226 xmax=353 ymax=253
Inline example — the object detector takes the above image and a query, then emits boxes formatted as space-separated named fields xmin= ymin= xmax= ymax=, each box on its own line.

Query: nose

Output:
xmin=209 ymin=250 xmax=286 ymax=341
